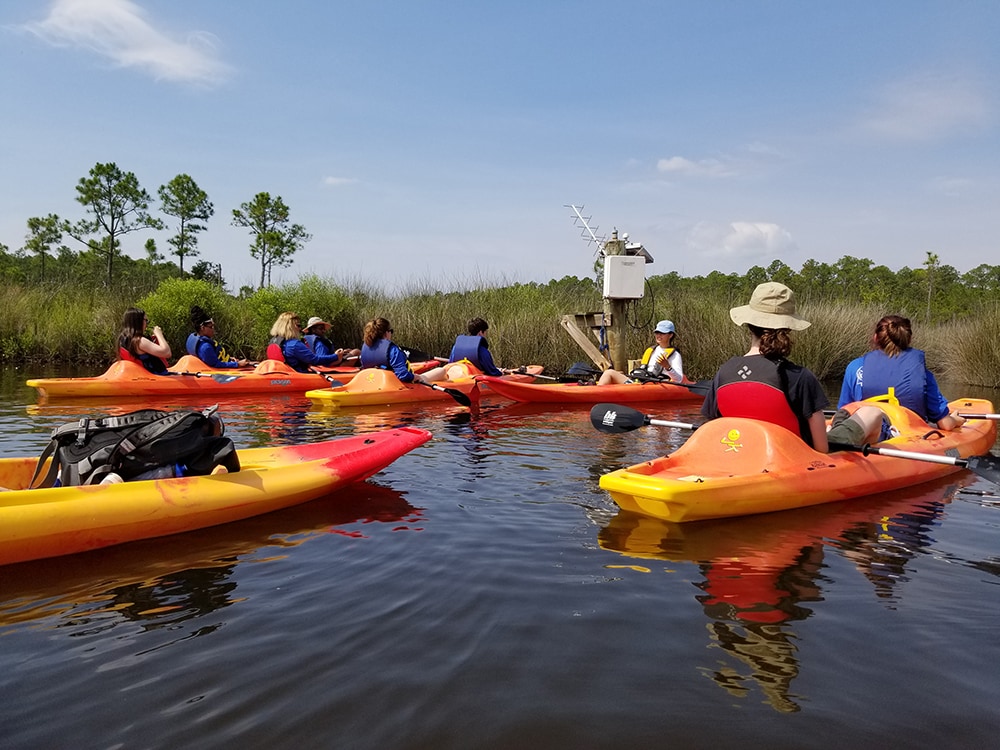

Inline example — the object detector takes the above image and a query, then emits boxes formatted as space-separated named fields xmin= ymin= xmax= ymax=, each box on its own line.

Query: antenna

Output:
xmin=566 ymin=204 xmax=607 ymax=256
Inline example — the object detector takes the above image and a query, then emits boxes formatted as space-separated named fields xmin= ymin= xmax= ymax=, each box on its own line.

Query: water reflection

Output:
xmin=0 ymin=483 xmax=421 ymax=633
xmin=598 ymin=476 xmax=962 ymax=713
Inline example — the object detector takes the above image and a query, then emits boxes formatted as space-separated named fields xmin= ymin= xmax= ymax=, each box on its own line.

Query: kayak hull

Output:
xmin=27 ymin=358 xmax=333 ymax=398
xmin=306 ymin=368 xmax=480 ymax=407
xmin=0 ymin=426 xmax=432 ymax=565
xmin=599 ymin=398 xmax=997 ymax=522
xmin=478 ymin=375 xmax=702 ymax=404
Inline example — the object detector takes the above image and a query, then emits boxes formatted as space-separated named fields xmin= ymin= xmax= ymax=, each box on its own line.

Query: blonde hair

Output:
xmin=270 ymin=311 xmax=302 ymax=340
xmin=363 ymin=317 xmax=391 ymax=347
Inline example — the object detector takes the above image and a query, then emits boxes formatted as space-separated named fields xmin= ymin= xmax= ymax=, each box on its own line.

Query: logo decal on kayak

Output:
xmin=269 ymin=379 xmax=292 ymax=386
xmin=721 ymin=428 xmax=742 ymax=452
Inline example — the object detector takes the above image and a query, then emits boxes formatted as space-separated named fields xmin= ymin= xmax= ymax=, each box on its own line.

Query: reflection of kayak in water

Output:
xmin=598 ymin=473 xmax=960 ymax=614
xmin=0 ymin=483 xmax=422 ymax=630
xmin=0 ymin=427 xmax=431 ymax=566
xmin=599 ymin=398 xmax=996 ymax=522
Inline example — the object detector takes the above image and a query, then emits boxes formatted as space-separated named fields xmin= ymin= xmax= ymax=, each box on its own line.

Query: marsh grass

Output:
xmin=1 ymin=276 xmax=996 ymax=386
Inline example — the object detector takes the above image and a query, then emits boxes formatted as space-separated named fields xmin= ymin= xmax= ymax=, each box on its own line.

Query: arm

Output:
xmin=196 ymin=339 xmax=240 ymax=369
xmin=925 ymin=370 xmax=965 ymax=430
xmin=287 ymin=339 xmax=340 ymax=368
xmin=808 ymin=411 xmax=829 ymax=453
xmin=661 ymin=350 xmax=684 ymax=382
xmin=139 ymin=326 xmax=171 ymax=359
xmin=837 ymin=358 xmax=863 ymax=409
xmin=387 ymin=343 xmax=415 ymax=382
xmin=478 ymin=342 xmax=503 ymax=377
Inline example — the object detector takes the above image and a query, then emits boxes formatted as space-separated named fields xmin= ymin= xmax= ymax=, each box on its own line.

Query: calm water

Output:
xmin=2 ymin=365 xmax=1000 ymax=749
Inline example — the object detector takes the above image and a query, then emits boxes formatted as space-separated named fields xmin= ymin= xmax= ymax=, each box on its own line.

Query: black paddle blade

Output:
xmin=566 ymin=361 xmax=602 ymax=378
xmin=964 ymin=454 xmax=1000 ymax=485
xmin=590 ymin=403 xmax=649 ymax=433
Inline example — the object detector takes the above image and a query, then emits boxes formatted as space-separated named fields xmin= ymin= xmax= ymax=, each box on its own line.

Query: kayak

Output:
xmin=443 ymin=360 xmax=543 ymax=383
xmin=598 ymin=398 xmax=997 ymax=523
xmin=0 ymin=426 xmax=432 ymax=565
xmin=477 ymin=375 xmax=704 ymax=404
xmin=27 ymin=357 xmax=334 ymax=398
xmin=306 ymin=367 xmax=480 ymax=408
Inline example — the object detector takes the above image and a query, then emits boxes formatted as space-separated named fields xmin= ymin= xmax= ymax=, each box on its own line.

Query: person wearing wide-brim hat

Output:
xmin=701 ymin=282 xmax=884 ymax=451
xmin=302 ymin=316 xmax=360 ymax=362
xmin=597 ymin=318 xmax=685 ymax=385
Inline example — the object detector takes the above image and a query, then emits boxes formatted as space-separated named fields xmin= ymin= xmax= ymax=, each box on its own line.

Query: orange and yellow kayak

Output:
xmin=0 ymin=426 xmax=432 ymax=565
xmin=599 ymin=398 xmax=997 ymax=522
xmin=306 ymin=368 xmax=480 ymax=408
xmin=478 ymin=375 xmax=703 ymax=404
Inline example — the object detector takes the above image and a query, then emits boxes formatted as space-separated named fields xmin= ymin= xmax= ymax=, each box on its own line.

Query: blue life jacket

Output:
xmin=186 ymin=333 xmax=214 ymax=356
xmin=861 ymin=348 xmax=928 ymax=418
xmin=360 ymin=338 xmax=392 ymax=368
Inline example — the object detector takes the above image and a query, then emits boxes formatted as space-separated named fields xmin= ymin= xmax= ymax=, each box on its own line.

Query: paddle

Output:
xmin=590 ymin=403 xmax=699 ymax=433
xmin=175 ymin=371 xmax=241 ymax=384
xmin=416 ymin=380 xmax=476 ymax=407
xmin=828 ymin=442 xmax=1000 ymax=484
xmin=308 ymin=367 xmax=344 ymax=387
xmin=624 ymin=369 xmax=711 ymax=394
xmin=957 ymin=413 xmax=1000 ymax=420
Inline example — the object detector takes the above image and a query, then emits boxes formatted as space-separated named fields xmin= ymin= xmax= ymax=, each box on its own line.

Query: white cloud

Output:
xmin=686 ymin=220 xmax=796 ymax=264
xmin=19 ymin=0 xmax=231 ymax=86
xmin=656 ymin=155 xmax=735 ymax=178
xmin=924 ymin=176 xmax=975 ymax=197
xmin=859 ymin=71 xmax=991 ymax=141
xmin=322 ymin=176 xmax=358 ymax=187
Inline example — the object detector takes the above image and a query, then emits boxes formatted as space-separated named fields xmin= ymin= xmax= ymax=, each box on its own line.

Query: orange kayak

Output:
xmin=27 ymin=357 xmax=337 ymax=398
xmin=478 ymin=375 xmax=704 ymax=404
xmin=0 ymin=426 xmax=432 ymax=565
xmin=306 ymin=368 xmax=480 ymax=408
xmin=599 ymin=398 xmax=997 ymax=522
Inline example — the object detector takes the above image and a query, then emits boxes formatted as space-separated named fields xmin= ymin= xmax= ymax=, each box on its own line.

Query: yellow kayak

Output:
xmin=0 ymin=426 xmax=432 ymax=565
xmin=598 ymin=398 xmax=997 ymax=522
xmin=306 ymin=368 xmax=480 ymax=408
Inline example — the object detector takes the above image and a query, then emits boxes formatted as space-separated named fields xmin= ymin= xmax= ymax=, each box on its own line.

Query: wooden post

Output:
xmin=603 ymin=231 xmax=628 ymax=372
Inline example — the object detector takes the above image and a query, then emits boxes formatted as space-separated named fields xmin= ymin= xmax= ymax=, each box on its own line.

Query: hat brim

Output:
xmin=729 ymin=305 xmax=810 ymax=331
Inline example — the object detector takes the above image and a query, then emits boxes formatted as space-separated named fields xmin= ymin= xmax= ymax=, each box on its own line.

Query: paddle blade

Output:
xmin=208 ymin=373 xmax=241 ymax=383
xmin=590 ymin=403 xmax=649 ymax=433
xmin=964 ymin=454 xmax=1000 ymax=485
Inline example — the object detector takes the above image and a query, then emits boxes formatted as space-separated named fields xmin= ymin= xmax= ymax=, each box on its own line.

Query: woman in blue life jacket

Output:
xmin=118 ymin=307 xmax=171 ymax=375
xmin=185 ymin=305 xmax=249 ymax=368
xmin=837 ymin=314 xmax=965 ymax=431
xmin=598 ymin=319 xmax=684 ymax=385
xmin=266 ymin=312 xmax=343 ymax=372
xmin=449 ymin=317 xmax=507 ymax=376
xmin=303 ymin=316 xmax=360 ymax=362
xmin=360 ymin=317 xmax=447 ymax=383
xmin=701 ymin=282 xmax=886 ymax=451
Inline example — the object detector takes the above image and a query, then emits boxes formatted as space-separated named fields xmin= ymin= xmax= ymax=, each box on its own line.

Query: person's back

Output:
xmin=450 ymin=317 xmax=503 ymax=376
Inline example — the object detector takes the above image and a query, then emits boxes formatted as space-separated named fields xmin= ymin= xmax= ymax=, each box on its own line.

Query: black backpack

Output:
xmin=29 ymin=405 xmax=240 ymax=489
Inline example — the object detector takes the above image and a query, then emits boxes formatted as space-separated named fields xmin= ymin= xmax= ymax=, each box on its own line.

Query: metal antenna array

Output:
xmin=566 ymin=204 xmax=607 ymax=256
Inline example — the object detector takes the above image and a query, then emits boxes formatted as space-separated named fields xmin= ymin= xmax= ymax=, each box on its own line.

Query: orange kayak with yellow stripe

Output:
xmin=599 ymin=398 xmax=997 ymax=523
xmin=0 ymin=426 xmax=432 ymax=565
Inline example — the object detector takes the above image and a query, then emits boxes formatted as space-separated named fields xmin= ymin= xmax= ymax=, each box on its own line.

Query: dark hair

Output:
xmin=873 ymin=315 xmax=912 ymax=357
xmin=467 ymin=317 xmax=488 ymax=336
xmin=190 ymin=305 xmax=212 ymax=331
xmin=363 ymin=317 xmax=391 ymax=347
xmin=119 ymin=307 xmax=147 ymax=358
xmin=748 ymin=324 xmax=793 ymax=359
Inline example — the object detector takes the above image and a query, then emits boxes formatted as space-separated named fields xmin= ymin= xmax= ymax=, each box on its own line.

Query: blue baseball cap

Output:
xmin=654 ymin=320 xmax=675 ymax=334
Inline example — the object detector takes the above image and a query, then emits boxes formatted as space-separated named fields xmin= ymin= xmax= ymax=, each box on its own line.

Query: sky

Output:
xmin=1 ymin=0 xmax=998 ymax=291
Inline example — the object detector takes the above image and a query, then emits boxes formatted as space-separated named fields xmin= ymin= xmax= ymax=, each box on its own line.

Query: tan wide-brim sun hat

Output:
xmin=729 ymin=281 xmax=811 ymax=331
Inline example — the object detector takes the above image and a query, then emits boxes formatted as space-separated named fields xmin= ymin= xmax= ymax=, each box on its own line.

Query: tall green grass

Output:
xmin=0 ymin=276 xmax=995 ymax=386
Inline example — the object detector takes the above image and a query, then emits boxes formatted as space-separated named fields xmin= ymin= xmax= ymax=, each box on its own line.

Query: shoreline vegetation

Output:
xmin=2 ymin=268 xmax=998 ymax=387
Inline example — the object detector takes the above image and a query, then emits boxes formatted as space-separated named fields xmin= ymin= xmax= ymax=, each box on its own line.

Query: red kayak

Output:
xmin=477 ymin=375 xmax=704 ymax=404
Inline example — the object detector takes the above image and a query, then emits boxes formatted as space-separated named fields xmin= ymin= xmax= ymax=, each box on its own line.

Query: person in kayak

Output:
xmin=701 ymin=282 xmax=885 ymax=451
xmin=449 ymin=317 xmax=509 ymax=376
xmin=266 ymin=312 xmax=343 ymax=372
xmin=598 ymin=319 xmax=684 ymax=385
xmin=186 ymin=305 xmax=249 ymax=368
xmin=118 ymin=307 xmax=171 ymax=375
xmin=837 ymin=314 xmax=965 ymax=430
xmin=303 ymin=316 xmax=360 ymax=362
xmin=360 ymin=317 xmax=447 ymax=383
